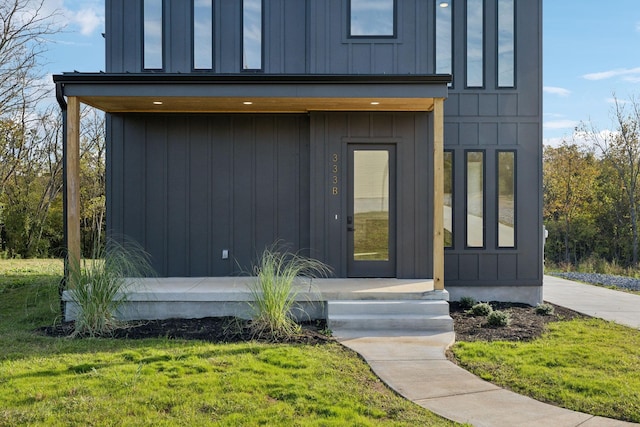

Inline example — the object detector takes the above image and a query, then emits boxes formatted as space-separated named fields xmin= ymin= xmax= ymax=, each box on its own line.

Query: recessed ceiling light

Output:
xmin=243 ymin=101 xmax=253 ymax=105
xmin=153 ymin=101 xmax=163 ymax=105
xmin=439 ymin=2 xmax=449 ymax=7
xmin=370 ymin=101 xmax=380 ymax=105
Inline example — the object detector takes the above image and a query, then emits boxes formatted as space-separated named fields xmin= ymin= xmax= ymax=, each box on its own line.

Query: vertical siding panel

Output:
xmin=211 ymin=117 xmax=233 ymax=275
xmin=254 ymin=117 xmax=276 ymax=250
xmin=298 ymin=117 xmax=311 ymax=252
xmin=283 ymin=0 xmax=306 ymax=73
xmin=105 ymin=0 xmax=123 ymax=72
xmin=232 ymin=116 xmax=255 ymax=270
xmin=122 ymin=117 xmax=146 ymax=255
xmin=165 ymin=117 xmax=189 ymax=275
xmin=167 ymin=1 xmax=190 ymax=73
xmin=218 ymin=0 xmax=240 ymax=73
xmin=121 ymin=0 xmax=141 ymax=72
xmin=276 ymin=117 xmax=300 ymax=249
xmin=145 ymin=116 xmax=168 ymax=275
xmin=309 ymin=113 xmax=327 ymax=262
xmin=106 ymin=115 xmax=124 ymax=237
xmin=188 ymin=117 xmax=212 ymax=276
xmin=373 ymin=45 xmax=395 ymax=74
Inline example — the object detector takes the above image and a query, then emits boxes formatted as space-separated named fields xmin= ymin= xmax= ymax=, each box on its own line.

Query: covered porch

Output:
xmin=55 ymin=74 xmax=450 ymax=324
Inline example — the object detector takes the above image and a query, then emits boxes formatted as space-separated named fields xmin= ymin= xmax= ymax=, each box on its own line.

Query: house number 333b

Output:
xmin=331 ymin=153 xmax=339 ymax=196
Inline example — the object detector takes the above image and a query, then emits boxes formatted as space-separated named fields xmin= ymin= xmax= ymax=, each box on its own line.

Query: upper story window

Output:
xmin=349 ymin=0 xmax=396 ymax=37
xmin=143 ymin=0 xmax=163 ymax=70
xmin=466 ymin=0 xmax=484 ymax=87
xmin=193 ymin=0 xmax=213 ymax=70
xmin=498 ymin=0 xmax=515 ymax=87
xmin=242 ymin=0 xmax=262 ymax=70
xmin=435 ymin=1 xmax=452 ymax=80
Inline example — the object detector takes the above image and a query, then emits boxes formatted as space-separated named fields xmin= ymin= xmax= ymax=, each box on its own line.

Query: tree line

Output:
xmin=3 ymin=1 xmax=640 ymax=270
xmin=544 ymin=96 xmax=640 ymax=268
xmin=0 ymin=0 xmax=105 ymax=258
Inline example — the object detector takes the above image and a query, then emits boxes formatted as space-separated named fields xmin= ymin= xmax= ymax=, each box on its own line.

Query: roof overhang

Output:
xmin=53 ymin=73 xmax=451 ymax=114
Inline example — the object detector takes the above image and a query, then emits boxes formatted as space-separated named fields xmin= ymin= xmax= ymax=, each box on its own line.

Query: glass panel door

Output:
xmin=348 ymin=145 xmax=396 ymax=277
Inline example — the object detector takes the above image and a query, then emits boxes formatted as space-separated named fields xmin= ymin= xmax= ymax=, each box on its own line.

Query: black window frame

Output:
xmin=142 ymin=0 xmax=165 ymax=71
xmin=465 ymin=0 xmax=485 ymax=89
xmin=444 ymin=149 xmax=455 ymax=249
xmin=496 ymin=150 xmax=517 ymax=249
xmin=496 ymin=0 xmax=516 ymax=88
xmin=348 ymin=0 xmax=398 ymax=39
xmin=465 ymin=149 xmax=486 ymax=249
xmin=192 ymin=0 xmax=214 ymax=72
xmin=435 ymin=0 xmax=454 ymax=87
xmin=241 ymin=0 xmax=264 ymax=72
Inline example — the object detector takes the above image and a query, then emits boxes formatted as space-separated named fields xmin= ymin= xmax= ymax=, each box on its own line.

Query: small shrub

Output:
xmin=249 ymin=244 xmax=331 ymax=340
xmin=459 ymin=296 xmax=476 ymax=310
xmin=535 ymin=303 xmax=555 ymax=316
xmin=469 ymin=302 xmax=493 ymax=316
xmin=486 ymin=310 xmax=511 ymax=327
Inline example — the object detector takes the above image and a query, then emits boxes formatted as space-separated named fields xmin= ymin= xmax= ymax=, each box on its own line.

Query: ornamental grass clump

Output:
xmin=249 ymin=245 xmax=330 ymax=341
xmin=67 ymin=238 xmax=154 ymax=337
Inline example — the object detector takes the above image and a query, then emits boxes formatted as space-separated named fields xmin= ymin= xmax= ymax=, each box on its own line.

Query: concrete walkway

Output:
xmin=334 ymin=276 xmax=640 ymax=426
xmin=544 ymin=275 xmax=640 ymax=329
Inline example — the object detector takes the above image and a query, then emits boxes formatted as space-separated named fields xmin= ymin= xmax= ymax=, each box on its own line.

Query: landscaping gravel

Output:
xmin=553 ymin=272 xmax=640 ymax=291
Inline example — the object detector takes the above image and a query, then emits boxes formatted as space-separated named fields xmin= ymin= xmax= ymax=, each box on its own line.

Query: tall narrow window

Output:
xmin=144 ymin=0 xmax=163 ymax=70
xmin=466 ymin=151 xmax=484 ymax=248
xmin=350 ymin=0 xmax=396 ymax=37
xmin=498 ymin=0 xmax=515 ymax=87
xmin=498 ymin=151 xmax=515 ymax=247
xmin=436 ymin=1 xmax=452 ymax=78
xmin=444 ymin=151 xmax=454 ymax=248
xmin=193 ymin=0 xmax=213 ymax=70
xmin=466 ymin=0 xmax=483 ymax=87
xmin=243 ymin=0 xmax=262 ymax=70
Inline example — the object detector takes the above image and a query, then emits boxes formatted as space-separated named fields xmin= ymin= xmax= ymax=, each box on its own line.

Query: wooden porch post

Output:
xmin=433 ymin=98 xmax=445 ymax=291
xmin=66 ymin=96 xmax=81 ymax=287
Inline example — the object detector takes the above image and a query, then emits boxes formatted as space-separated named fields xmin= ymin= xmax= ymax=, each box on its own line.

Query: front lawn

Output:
xmin=0 ymin=259 xmax=457 ymax=426
xmin=451 ymin=318 xmax=640 ymax=423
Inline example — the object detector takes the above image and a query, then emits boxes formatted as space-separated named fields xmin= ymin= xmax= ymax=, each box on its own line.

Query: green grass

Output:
xmin=354 ymin=211 xmax=390 ymax=260
xmin=0 ymin=259 xmax=457 ymax=426
xmin=451 ymin=319 xmax=640 ymax=423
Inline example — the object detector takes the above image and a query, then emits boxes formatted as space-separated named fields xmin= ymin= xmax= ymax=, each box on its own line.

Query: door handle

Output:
xmin=347 ymin=216 xmax=355 ymax=232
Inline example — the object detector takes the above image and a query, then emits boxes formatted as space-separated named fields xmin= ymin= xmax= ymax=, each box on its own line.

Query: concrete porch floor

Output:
xmin=62 ymin=277 xmax=449 ymax=322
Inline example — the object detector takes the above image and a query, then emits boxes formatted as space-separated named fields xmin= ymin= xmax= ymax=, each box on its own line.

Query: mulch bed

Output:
xmin=38 ymin=302 xmax=587 ymax=344
xmin=450 ymin=302 xmax=587 ymax=342
xmin=38 ymin=317 xmax=333 ymax=345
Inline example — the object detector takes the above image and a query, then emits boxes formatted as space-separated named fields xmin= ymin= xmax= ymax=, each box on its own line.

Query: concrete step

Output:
xmin=328 ymin=314 xmax=453 ymax=331
xmin=328 ymin=300 xmax=450 ymax=316
xmin=326 ymin=300 xmax=453 ymax=332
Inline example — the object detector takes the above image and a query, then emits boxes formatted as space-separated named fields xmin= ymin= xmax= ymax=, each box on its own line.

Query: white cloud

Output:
xmin=583 ymin=67 xmax=640 ymax=82
xmin=70 ymin=7 xmax=102 ymax=36
xmin=544 ymin=86 xmax=571 ymax=97
xmin=544 ymin=119 xmax=578 ymax=130
xmin=36 ymin=0 xmax=104 ymax=36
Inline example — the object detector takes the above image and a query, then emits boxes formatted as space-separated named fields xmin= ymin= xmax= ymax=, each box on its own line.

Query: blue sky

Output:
xmin=44 ymin=1 xmax=640 ymax=146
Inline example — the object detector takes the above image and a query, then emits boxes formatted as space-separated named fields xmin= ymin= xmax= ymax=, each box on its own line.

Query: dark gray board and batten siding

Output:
xmin=103 ymin=0 xmax=542 ymax=288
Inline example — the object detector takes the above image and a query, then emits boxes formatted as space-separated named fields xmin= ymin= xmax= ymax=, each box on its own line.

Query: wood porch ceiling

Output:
xmin=77 ymin=96 xmax=436 ymax=113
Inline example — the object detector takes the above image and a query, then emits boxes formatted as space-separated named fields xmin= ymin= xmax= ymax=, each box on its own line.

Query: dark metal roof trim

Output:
xmin=53 ymin=73 xmax=452 ymax=85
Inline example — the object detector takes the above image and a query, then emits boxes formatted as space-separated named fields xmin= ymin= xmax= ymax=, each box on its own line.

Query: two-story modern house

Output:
xmin=55 ymin=0 xmax=543 ymax=314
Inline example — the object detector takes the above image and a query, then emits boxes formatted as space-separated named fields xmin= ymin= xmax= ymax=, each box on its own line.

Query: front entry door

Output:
xmin=347 ymin=145 xmax=396 ymax=277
